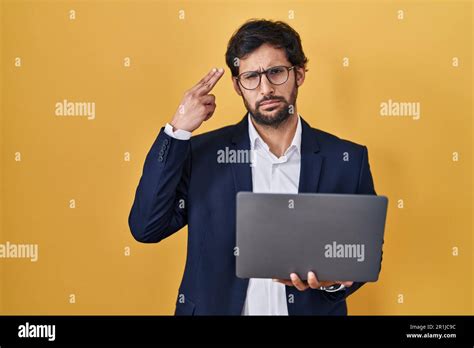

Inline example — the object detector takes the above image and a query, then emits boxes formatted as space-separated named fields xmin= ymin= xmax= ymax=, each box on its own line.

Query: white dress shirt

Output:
xmin=163 ymin=113 xmax=339 ymax=316
xmin=239 ymin=113 xmax=302 ymax=315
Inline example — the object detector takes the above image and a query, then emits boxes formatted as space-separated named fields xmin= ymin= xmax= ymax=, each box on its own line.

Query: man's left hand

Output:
xmin=273 ymin=271 xmax=353 ymax=291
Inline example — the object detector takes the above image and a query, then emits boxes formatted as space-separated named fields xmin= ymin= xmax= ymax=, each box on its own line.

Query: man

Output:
xmin=128 ymin=19 xmax=378 ymax=315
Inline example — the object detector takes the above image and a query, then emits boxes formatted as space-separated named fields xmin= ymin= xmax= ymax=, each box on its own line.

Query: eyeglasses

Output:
xmin=235 ymin=65 xmax=296 ymax=90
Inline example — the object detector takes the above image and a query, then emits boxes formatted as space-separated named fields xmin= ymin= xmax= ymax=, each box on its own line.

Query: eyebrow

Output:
xmin=241 ymin=64 xmax=287 ymax=74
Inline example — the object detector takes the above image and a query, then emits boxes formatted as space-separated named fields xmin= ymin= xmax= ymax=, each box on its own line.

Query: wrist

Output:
xmin=169 ymin=121 xmax=178 ymax=132
xmin=170 ymin=119 xmax=194 ymax=133
xmin=164 ymin=123 xmax=192 ymax=141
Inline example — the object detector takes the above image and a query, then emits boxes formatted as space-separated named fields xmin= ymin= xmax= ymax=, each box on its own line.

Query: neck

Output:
xmin=251 ymin=112 xmax=298 ymax=158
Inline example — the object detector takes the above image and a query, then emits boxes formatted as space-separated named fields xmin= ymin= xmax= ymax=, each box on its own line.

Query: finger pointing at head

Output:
xmin=196 ymin=68 xmax=225 ymax=95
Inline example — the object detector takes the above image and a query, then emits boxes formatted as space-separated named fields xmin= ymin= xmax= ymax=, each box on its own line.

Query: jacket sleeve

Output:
xmin=322 ymin=145 xmax=380 ymax=303
xmin=128 ymin=127 xmax=191 ymax=243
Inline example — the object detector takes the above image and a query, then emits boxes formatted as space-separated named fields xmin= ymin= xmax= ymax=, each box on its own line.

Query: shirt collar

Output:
xmin=247 ymin=111 xmax=302 ymax=156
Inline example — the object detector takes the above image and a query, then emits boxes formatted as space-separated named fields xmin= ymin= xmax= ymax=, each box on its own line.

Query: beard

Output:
xmin=243 ymin=84 xmax=298 ymax=129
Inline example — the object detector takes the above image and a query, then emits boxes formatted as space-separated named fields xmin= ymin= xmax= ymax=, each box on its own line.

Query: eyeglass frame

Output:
xmin=234 ymin=65 xmax=296 ymax=90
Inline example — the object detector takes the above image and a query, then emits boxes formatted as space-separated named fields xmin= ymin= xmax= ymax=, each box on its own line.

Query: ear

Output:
xmin=295 ymin=66 xmax=306 ymax=87
xmin=232 ymin=76 xmax=243 ymax=96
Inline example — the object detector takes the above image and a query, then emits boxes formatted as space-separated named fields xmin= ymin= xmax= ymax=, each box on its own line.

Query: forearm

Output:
xmin=128 ymin=127 xmax=191 ymax=243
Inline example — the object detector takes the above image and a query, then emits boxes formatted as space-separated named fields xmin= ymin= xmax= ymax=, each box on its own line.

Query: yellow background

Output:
xmin=0 ymin=0 xmax=472 ymax=315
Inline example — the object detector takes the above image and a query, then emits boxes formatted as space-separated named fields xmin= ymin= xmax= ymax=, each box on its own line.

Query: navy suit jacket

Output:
xmin=128 ymin=114 xmax=378 ymax=315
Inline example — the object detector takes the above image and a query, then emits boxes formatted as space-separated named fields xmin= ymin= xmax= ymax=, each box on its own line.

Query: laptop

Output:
xmin=236 ymin=192 xmax=388 ymax=282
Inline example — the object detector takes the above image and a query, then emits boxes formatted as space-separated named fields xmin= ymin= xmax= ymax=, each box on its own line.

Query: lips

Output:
xmin=260 ymin=100 xmax=281 ymax=107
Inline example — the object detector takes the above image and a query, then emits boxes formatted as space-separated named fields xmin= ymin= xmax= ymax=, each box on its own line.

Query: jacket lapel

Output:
xmin=298 ymin=117 xmax=323 ymax=193
xmin=230 ymin=114 xmax=253 ymax=194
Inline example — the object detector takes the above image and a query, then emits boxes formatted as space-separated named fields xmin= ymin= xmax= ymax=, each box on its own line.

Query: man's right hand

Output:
xmin=170 ymin=67 xmax=225 ymax=133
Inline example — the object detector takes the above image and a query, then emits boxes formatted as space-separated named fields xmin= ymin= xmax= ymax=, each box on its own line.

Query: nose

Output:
xmin=259 ymin=73 xmax=275 ymax=97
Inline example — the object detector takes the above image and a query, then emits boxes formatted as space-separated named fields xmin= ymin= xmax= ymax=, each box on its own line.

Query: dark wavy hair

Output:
xmin=225 ymin=19 xmax=309 ymax=77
